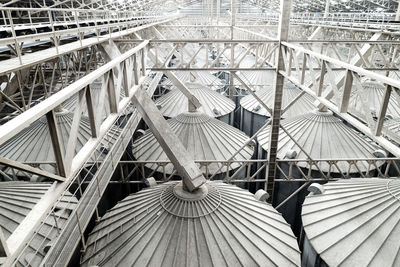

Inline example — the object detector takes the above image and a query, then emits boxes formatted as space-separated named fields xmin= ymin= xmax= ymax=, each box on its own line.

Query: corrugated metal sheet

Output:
xmin=161 ymin=71 xmax=225 ymax=90
xmin=239 ymin=70 xmax=275 ymax=90
xmin=155 ymin=83 xmax=235 ymax=118
xmin=63 ymin=72 xmax=157 ymax=118
xmin=257 ymin=110 xmax=383 ymax=172
xmin=348 ymin=80 xmax=400 ymax=119
xmin=0 ymin=182 xmax=77 ymax=266
xmin=302 ymin=178 xmax=400 ymax=267
xmin=132 ymin=112 xmax=254 ymax=174
xmin=240 ymin=82 xmax=315 ymax=118
xmin=81 ymin=181 xmax=301 ymax=267
xmin=0 ymin=110 xmax=120 ymax=175
xmin=383 ymin=118 xmax=400 ymax=144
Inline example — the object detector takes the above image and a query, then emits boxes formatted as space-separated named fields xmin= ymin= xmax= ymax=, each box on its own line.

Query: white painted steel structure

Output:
xmin=0 ymin=0 xmax=400 ymax=265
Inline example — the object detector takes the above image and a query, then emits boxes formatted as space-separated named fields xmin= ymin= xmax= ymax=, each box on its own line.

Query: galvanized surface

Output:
xmin=63 ymin=72 xmax=158 ymax=118
xmin=81 ymin=181 xmax=301 ymax=267
xmin=161 ymin=71 xmax=225 ymax=90
xmin=0 ymin=110 xmax=120 ymax=175
xmin=0 ymin=182 xmax=77 ymax=266
xmin=348 ymin=80 xmax=400 ymax=120
xmin=155 ymin=82 xmax=235 ymax=118
xmin=384 ymin=118 xmax=400 ymax=144
xmin=240 ymin=81 xmax=315 ymax=118
xmin=302 ymin=178 xmax=400 ymax=267
xmin=133 ymin=111 xmax=254 ymax=174
xmin=257 ymin=109 xmax=383 ymax=173
xmin=239 ymin=70 xmax=276 ymax=90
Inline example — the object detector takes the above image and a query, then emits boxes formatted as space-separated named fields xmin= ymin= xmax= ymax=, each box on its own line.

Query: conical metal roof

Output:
xmin=302 ymin=178 xmax=400 ymax=267
xmin=63 ymin=72 xmax=157 ymax=117
xmin=240 ymin=82 xmax=315 ymax=118
xmin=383 ymin=118 xmax=400 ymax=144
xmin=132 ymin=112 xmax=254 ymax=174
xmin=0 ymin=109 xmax=120 ymax=175
xmin=81 ymin=181 xmax=301 ymax=267
xmin=63 ymin=86 xmax=138 ymax=118
xmin=237 ymin=55 xmax=257 ymax=68
xmin=239 ymin=70 xmax=275 ymax=90
xmin=257 ymin=110 xmax=383 ymax=173
xmin=161 ymin=71 xmax=225 ymax=90
xmin=155 ymin=83 xmax=235 ymax=118
xmin=348 ymin=80 xmax=400 ymax=119
xmin=0 ymin=182 xmax=77 ymax=266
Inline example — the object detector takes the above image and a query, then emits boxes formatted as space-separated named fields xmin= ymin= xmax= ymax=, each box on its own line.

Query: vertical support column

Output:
xmin=217 ymin=0 xmax=220 ymax=22
xmin=85 ymin=86 xmax=99 ymax=138
xmin=318 ymin=60 xmax=326 ymax=96
xmin=107 ymin=70 xmax=118 ymax=113
xmin=231 ymin=0 xmax=236 ymax=40
xmin=324 ymin=0 xmax=330 ymax=18
xmin=46 ymin=110 xmax=67 ymax=177
xmin=229 ymin=44 xmax=235 ymax=100
xmin=375 ymin=85 xmax=392 ymax=136
xmin=265 ymin=0 xmax=292 ymax=199
xmin=396 ymin=1 xmax=400 ymax=21
xmin=141 ymin=47 xmax=147 ymax=77
xmin=230 ymin=0 xmax=236 ymax=101
xmin=339 ymin=70 xmax=353 ymax=113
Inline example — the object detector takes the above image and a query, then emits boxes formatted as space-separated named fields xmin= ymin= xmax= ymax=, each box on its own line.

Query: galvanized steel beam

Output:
xmin=131 ymin=88 xmax=206 ymax=191
xmin=265 ymin=0 xmax=292 ymax=199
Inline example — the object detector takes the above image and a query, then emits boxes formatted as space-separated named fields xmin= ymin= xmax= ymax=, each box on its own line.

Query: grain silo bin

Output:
xmin=155 ymin=82 xmax=235 ymax=125
xmin=81 ymin=180 xmax=301 ymax=267
xmin=301 ymin=178 xmax=400 ymax=267
xmin=257 ymin=109 xmax=385 ymax=235
xmin=63 ymin=71 xmax=158 ymax=117
xmin=63 ymin=81 xmax=140 ymax=127
xmin=132 ymin=111 xmax=254 ymax=179
xmin=225 ymin=70 xmax=272 ymax=103
xmin=0 ymin=182 xmax=77 ymax=266
xmin=240 ymin=70 xmax=275 ymax=91
xmin=383 ymin=118 xmax=400 ymax=144
xmin=161 ymin=71 xmax=225 ymax=91
xmin=0 ymin=109 xmax=120 ymax=180
xmin=240 ymin=81 xmax=315 ymax=136
xmin=348 ymin=79 xmax=400 ymax=120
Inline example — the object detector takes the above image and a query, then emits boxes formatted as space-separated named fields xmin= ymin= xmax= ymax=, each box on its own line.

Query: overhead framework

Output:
xmin=0 ymin=0 xmax=400 ymax=265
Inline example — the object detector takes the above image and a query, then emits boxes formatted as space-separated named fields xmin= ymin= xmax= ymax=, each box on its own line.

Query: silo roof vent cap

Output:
xmin=285 ymin=149 xmax=297 ymax=159
xmin=385 ymin=114 xmax=393 ymax=120
xmin=252 ymin=104 xmax=261 ymax=112
xmin=308 ymin=183 xmax=325 ymax=195
xmin=373 ymin=149 xmax=387 ymax=158
xmin=254 ymin=189 xmax=270 ymax=202
xmin=213 ymin=108 xmax=221 ymax=116
xmin=145 ymin=177 xmax=157 ymax=187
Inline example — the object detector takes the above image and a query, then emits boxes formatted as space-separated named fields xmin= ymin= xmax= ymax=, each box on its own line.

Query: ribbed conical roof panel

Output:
xmin=384 ymin=118 xmax=400 ymax=143
xmin=240 ymin=82 xmax=315 ymax=118
xmin=132 ymin=112 xmax=254 ymax=174
xmin=239 ymin=70 xmax=275 ymax=90
xmin=302 ymin=178 xmax=400 ymax=267
xmin=349 ymin=80 xmax=400 ymax=119
xmin=155 ymin=83 xmax=235 ymax=118
xmin=161 ymin=71 xmax=225 ymax=90
xmin=63 ymin=72 xmax=156 ymax=117
xmin=257 ymin=110 xmax=382 ymax=172
xmin=0 ymin=111 xmax=120 ymax=174
xmin=0 ymin=182 xmax=77 ymax=266
xmin=81 ymin=181 xmax=301 ymax=267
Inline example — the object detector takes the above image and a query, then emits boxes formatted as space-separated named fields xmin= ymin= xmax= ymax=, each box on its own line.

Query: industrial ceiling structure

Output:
xmin=0 ymin=0 xmax=400 ymax=265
